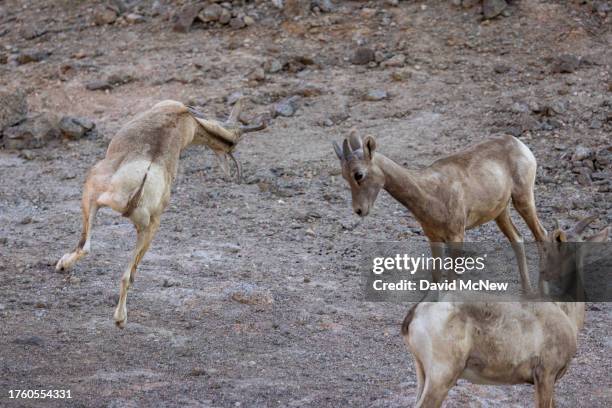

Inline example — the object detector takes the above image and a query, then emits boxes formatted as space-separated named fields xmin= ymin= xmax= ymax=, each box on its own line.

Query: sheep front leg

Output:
xmin=428 ymin=242 xmax=445 ymax=283
xmin=113 ymin=215 xmax=160 ymax=328
xmin=56 ymin=189 xmax=99 ymax=271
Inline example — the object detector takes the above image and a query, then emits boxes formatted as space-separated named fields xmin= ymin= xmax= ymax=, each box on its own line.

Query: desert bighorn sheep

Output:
xmin=56 ymin=99 xmax=267 ymax=328
xmin=401 ymin=218 xmax=608 ymax=408
xmin=333 ymin=133 xmax=548 ymax=290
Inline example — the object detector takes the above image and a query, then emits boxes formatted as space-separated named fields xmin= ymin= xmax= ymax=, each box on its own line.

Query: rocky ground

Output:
xmin=1 ymin=1 xmax=611 ymax=407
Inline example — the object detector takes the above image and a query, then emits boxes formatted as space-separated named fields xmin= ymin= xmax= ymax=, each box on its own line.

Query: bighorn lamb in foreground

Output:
xmin=56 ymin=99 xmax=266 ymax=328
xmin=333 ymin=133 xmax=548 ymax=290
xmin=401 ymin=218 xmax=608 ymax=408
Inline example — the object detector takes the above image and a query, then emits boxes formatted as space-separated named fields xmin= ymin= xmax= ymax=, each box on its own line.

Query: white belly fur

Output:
xmin=99 ymin=160 xmax=167 ymax=216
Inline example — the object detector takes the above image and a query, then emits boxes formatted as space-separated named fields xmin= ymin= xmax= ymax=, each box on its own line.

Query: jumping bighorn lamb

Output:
xmin=333 ymin=133 xmax=548 ymax=289
xmin=401 ymin=218 xmax=608 ymax=408
xmin=56 ymin=99 xmax=267 ymax=328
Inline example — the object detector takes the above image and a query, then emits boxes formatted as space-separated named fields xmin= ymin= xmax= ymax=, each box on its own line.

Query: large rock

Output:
xmin=351 ymin=47 xmax=375 ymax=65
xmin=59 ymin=116 xmax=96 ymax=139
xmin=0 ymin=90 xmax=28 ymax=132
xmin=16 ymin=50 xmax=50 ymax=65
xmin=198 ymin=4 xmax=224 ymax=22
xmin=551 ymin=54 xmax=581 ymax=74
xmin=172 ymin=3 xmax=204 ymax=33
xmin=2 ymin=113 xmax=60 ymax=149
xmin=482 ymin=0 xmax=508 ymax=19
xmin=94 ymin=6 xmax=118 ymax=25
xmin=274 ymin=96 xmax=301 ymax=117
xmin=364 ymin=89 xmax=388 ymax=101
xmin=283 ymin=0 xmax=311 ymax=17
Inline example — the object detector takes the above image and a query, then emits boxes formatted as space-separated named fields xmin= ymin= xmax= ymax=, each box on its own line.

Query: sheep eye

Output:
xmin=354 ymin=171 xmax=364 ymax=182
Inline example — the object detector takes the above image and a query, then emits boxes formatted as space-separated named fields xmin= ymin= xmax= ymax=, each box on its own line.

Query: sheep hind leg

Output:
xmin=113 ymin=213 xmax=159 ymax=329
xmin=415 ymin=371 xmax=456 ymax=408
xmin=495 ymin=206 xmax=532 ymax=292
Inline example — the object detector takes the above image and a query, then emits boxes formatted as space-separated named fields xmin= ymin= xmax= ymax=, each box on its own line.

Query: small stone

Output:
xmin=125 ymin=13 xmax=145 ymax=24
xmin=198 ymin=4 xmax=223 ymax=22
xmin=265 ymin=59 xmax=284 ymax=73
xmin=248 ymin=67 xmax=265 ymax=81
xmin=360 ymin=8 xmax=377 ymax=18
xmin=493 ymin=64 xmax=510 ymax=74
xmin=511 ymin=102 xmax=529 ymax=114
xmin=590 ymin=119 xmax=602 ymax=129
xmin=572 ymin=146 xmax=592 ymax=162
xmin=482 ymin=0 xmax=508 ymax=19
xmin=219 ymin=8 xmax=231 ymax=25
xmin=351 ymin=47 xmax=375 ymax=65
xmin=85 ymin=80 xmax=112 ymax=91
xmin=381 ymin=54 xmax=406 ymax=68
xmin=364 ymin=89 xmax=388 ymax=101
xmin=162 ymin=278 xmax=181 ymax=288
xmin=230 ymin=17 xmax=246 ymax=29
xmin=0 ymin=89 xmax=28 ymax=132
xmin=172 ymin=3 xmax=203 ymax=33
xmin=69 ymin=276 xmax=81 ymax=285
xmin=374 ymin=51 xmax=385 ymax=63
xmin=314 ymin=0 xmax=335 ymax=12
xmin=59 ymin=116 xmax=95 ymax=139
xmin=18 ymin=150 xmax=35 ymax=160
xmin=243 ymin=16 xmax=255 ymax=26
xmin=551 ymin=54 xmax=581 ymax=74
xmin=577 ymin=173 xmax=592 ymax=186
xmin=227 ymin=91 xmax=244 ymax=106
xmin=16 ymin=50 xmax=50 ymax=65
xmin=505 ymin=127 xmax=522 ymax=137
xmin=190 ymin=368 xmax=208 ymax=377
xmin=391 ymin=69 xmax=412 ymax=81
xmin=110 ymin=0 xmax=128 ymax=13
xmin=20 ymin=216 xmax=32 ymax=225
xmin=226 ymin=283 xmax=273 ymax=305
xmin=94 ymin=6 xmax=118 ymax=25
xmin=295 ymin=83 xmax=323 ymax=97
xmin=283 ymin=0 xmax=311 ymax=17
xmin=107 ymin=73 xmax=134 ymax=86
xmin=274 ymin=96 xmax=301 ymax=117
xmin=12 ymin=336 xmax=44 ymax=346
xmin=21 ymin=26 xmax=47 ymax=40
xmin=151 ymin=0 xmax=165 ymax=16
xmin=462 ymin=0 xmax=480 ymax=7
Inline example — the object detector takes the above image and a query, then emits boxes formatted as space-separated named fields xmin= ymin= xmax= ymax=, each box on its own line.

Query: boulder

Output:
xmin=3 ymin=113 xmax=60 ymax=149
xmin=59 ymin=116 xmax=96 ymax=139
xmin=172 ymin=3 xmax=204 ymax=33
xmin=0 ymin=90 xmax=28 ymax=132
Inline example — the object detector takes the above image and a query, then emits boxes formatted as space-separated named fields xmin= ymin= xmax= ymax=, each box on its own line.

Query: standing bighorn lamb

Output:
xmin=56 ymin=99 xmax=267 ymax=328
xmin=333 ymin=132 xmax=548 ymax=289
xmin=401 ymin=218 xmax=608 ymax=408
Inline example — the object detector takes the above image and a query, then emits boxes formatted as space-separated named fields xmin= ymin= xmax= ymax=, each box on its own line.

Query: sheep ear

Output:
xmin=363 ymin=136 xmax=376 ymax=160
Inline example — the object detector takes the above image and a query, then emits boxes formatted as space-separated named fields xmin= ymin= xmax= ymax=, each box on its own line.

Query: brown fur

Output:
xmin=335 ymin=134 xmax=548 ymax=290
xmin=402 ymin=221 xmax=608 ymax=408
xmin=55 ymin=99 xmax=264 ymax=328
